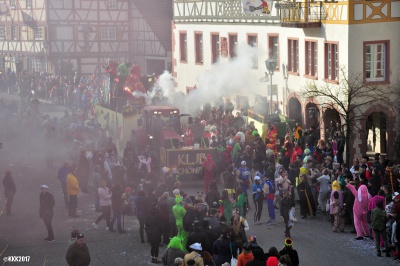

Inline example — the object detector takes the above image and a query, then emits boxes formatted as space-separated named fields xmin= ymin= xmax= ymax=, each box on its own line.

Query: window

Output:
xmin=101 ymin=27 xmax=116 ymax=40
xmin=228 ymin=34 xmax=238 ymax=58
xmin=179 ymin=32 xmax=187 ymax=62
xmin=26 ymin=0 xmax=32 ymax=9
xmin=34 ymin=27 xmax=44 ymax=40
xmin=268 ymin=34 xmax=279 ymax=71
xmin=248 ymin=34 xmax=258 ymax=68
xmin=108 ymin=0 xmax=117 ymax=9
xmin=211 ymin=33 xmax=220 ymax=64
xmin=30 ymin=58 xmax=46 ymax=73
xmin=305 ymin=40 xmax=317 ymax=77
xmin=325 ymin=42 xmax=338 ymax=81
xmin=9 ymin=0 xmax=16 ymax=8
xmin=288 ymin=39 xmax=299 ymax=73
xmin=0 ymin=27 xmax=5 ymax=40
xmin=364 ymin=41 xmax=389 ymax=83
xmin=194 ymin=33 xmax=203 ymax=64
xmin=11 ymin=26 xmax=18 ymax=40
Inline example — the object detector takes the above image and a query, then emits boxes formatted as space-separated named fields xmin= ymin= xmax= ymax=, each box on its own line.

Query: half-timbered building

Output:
xmin=0 ymin=0 xmax=48 ymax=73
xmin=0 ymin=0 xmax=173 ymax=75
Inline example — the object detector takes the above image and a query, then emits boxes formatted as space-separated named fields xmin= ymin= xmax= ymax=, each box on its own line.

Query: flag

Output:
xmin=241 ymin=0 xmax=274 ymax=15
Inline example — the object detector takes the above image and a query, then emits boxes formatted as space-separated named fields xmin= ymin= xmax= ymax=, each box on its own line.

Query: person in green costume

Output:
xmin=118 ymin=63 xmax=129 ymax=77
xmin=172 ymin=196 xmax=189 ymax=251
xmin=220 ymin=190 xmax=233 ymax=225
xmin=235 ymin=186 xmax=247 ymax=218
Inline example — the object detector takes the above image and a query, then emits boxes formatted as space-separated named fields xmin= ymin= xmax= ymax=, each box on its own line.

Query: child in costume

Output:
xmin=331 ymin=191 xmax=345 ymax=232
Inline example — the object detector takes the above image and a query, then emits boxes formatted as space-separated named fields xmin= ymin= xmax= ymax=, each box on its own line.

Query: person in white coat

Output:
xmin=92 ymin=179 xmax=112 ymax=230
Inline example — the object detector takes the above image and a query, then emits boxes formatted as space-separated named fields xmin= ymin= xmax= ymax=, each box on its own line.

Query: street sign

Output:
xmin=267 ymin=84 xmax=278 ymax=95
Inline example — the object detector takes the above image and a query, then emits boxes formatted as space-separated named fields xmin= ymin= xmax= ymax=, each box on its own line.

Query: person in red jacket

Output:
xmin=202 ymin=154 xmax=217 ymax=194
xmin=237 ymin=242 xmax=254 ymax=266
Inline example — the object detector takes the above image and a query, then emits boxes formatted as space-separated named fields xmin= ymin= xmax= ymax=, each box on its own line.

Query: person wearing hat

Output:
xmin=302 ymin=148 xmax=311 ymax=164
xmin=322 ymin=156 xmax=333 ymax=172
xmin=279 ymin=238 xmax=299 ymax=266
xmin=328 ymin=180 xmax=343 ymax=222
xmin=66 ymin=233 xmax=91 ymax=266
xmin=39 ymin=185 xmax=55 ymax=242
xmin=3 ymin=171 xmax=16 ymax=216
xmin=202 ymin=154 xmax=217 ymax=194
xmin=184 ymin=243 xmax=204 ymax=266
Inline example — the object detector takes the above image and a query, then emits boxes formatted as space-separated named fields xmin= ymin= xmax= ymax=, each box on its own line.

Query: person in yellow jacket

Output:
xmin=67 ymin=166 xmax=80 ymax=218
xmin=296 ymin=160 xmax=312 ymax=186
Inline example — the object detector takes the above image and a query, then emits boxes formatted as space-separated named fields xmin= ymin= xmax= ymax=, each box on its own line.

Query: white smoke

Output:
xmin=157 ymin=71 xmax=175 ymax=99
xmin=157 ymin=44 xmax=264 ymax=115
xmin=130 ymin=91 xmax=152 ymax=104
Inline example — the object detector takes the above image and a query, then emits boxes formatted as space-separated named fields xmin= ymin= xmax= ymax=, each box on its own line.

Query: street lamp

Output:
xmin=265 ymin=58 xmax=277 ymax=114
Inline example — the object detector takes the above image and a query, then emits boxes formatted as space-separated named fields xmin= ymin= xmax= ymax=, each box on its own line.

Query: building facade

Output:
xmin=0 ymin=0 xmax=172 ymax=76
xmin=171 ymin=0 xmax=400 ymax=160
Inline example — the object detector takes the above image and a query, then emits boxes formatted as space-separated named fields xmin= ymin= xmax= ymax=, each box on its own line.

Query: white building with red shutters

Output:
xmin=171 ymin=0 xmax=400 ymax=160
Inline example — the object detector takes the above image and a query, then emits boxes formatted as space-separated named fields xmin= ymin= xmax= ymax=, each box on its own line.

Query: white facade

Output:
xmin=172 ymin=0 xmax=400 ymax=160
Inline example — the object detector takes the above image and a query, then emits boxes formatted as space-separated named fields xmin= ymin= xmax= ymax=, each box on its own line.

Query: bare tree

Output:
xmin=302 ymin=67 xmax=400 ymax=164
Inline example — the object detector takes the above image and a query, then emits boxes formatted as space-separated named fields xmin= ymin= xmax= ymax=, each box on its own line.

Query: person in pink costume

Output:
xmin=368 ymin=190 xmax=386 ymax=211
xmin=368 ymin=189 xmax=386 ymax=245
xmin=346 ymin=182 xmax=371 ymax=240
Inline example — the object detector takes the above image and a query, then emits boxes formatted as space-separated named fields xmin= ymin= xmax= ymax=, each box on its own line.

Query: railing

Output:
xmin=276 ymin=1 xmax=323 ymax=28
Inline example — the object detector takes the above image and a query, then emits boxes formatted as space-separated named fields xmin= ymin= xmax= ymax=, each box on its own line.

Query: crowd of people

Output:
xmin=191 ymin=103 xmax=400 ymax=263
xmin=2 ymin=66 xmax=400 ymax=265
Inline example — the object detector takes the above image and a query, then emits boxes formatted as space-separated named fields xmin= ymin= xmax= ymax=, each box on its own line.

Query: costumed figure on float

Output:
xmin=263 ymin=121 xmax=278 ymax=154
xmin=124 ymin=64 xmax=147 ymax=105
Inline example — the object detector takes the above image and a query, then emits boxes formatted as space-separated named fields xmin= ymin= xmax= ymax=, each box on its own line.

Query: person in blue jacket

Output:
xmin=252 ymin=176 xmax=264 ymax=225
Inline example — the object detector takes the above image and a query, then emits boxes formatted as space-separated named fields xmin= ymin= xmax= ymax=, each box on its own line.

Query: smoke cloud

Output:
xmin=158 ymin=44 xmax=265 ymax=115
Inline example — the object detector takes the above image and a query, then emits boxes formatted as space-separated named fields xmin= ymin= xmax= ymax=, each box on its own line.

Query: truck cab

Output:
xmin=138 ymin=106 xmax=185 ymax=151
